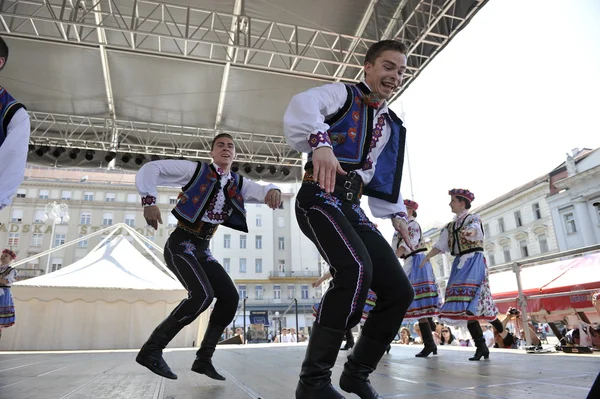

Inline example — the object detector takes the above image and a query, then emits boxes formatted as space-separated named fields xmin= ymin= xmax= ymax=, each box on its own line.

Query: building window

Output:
xmin=255 ymin=258 xmax=262 ymax=273
xmin=83 ymin=192 xmax=94 ymax=201
xmin=80 ymin=212 xmax=92 ymax=225
xmin=498 ymin=218 xmax=505 ymax=233
xmin=16 ymin=188 xmax=26 ymax=198
xmin=105 ymin=193 xmax=116 ymax=202
xmin=240 ymin=235 xmax=247 ymax=249
xmin=127 ymin=193 xmax=137 ymax=203
xmin=278 ymin=260 xmax=285 ymax=273
xmin=77 ymin=234 xmax=89 ymax=248
xmin=61 ymin=190 xmax=72 ymax=200
xmin=223 ymin=258 xmax=230 ymax=272
xmin=278 ymin=237 xmax=285 ymax=250
xmin=514 ymin=211 xmax=522 ymax=227
xmin=34 ymin=210 xmax=45 ymax=223
xmin=273 ymin=285 xmax=281 ymax=300
xmin=256 ymin=214 xmax=262 ymax=227
xmin=102 ymin=212 xmax=113 ymax=226
xmin=54 ymin=234 xmax=66 ymax=247
xmin=596 ymin=203 xmax=600 ymax=223
xmin=278 ymin=216 xmax=285 ymax=228
xmin=11 ymin=209 xmax=23 ymax=222
xmin=8 ymin=232 xmax=19 ymax=246
xmin=519 ymin=240 xmax=529 ymax=258
xmin=239 ymin=258 xmax=247 ymax=273
xmin=238 ymin=285 xmax=246 ymax=299
xmin=51 ymin=258 xmax=63 ymax=272
xmin=487 ymin=252 xmax=496 ymax=266
xmin=31 ymin=233 xmax=43 ymax=247
xmin=124 ymin=213 xmax=136 ymax=227
xmin=564 ymin=212 xmax=577 ymax=234
xmin=224 ymin=234 xmax=231 ymax=248
xmin=255 ymin=285 xmax=263 ymax=299
xmin=532 ymin=203 xmax=542 ymax=220
xmin=255 ymin=235 xmax=262 ymax=249
xmin=288 ymin=284 xmax=295 ymax=299
xmin=301 ymin=285 xmax=309 ymax=300
xmin=39 ymin=189 xmax=49 ymax=199
xmin=538 ymin=234 xmax=549 ymax=253
xmin=169 ymin=196 xmax=178 ymax=204
xmin=483 ymin=223 xmax=490 ymax=237
xmin=167 ymin=214 xmax=177 ymax=228
xmin=502 ymin=245 xmax=511 ymax=262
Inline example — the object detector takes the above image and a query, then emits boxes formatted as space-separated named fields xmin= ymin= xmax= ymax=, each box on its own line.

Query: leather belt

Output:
xmin=400 ymin=248 xmax=427 ymax=259
xmin=177 ymin=221 xmax=218 ymax=240
xmin=303 ymin=169 xmax=363 ymax=204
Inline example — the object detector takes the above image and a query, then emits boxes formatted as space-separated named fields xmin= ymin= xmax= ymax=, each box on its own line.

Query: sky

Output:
xmin=359 ymin=0 xmax=600 ymax=242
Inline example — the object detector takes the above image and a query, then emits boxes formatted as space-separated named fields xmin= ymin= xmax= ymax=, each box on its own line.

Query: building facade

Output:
xmin=1 ymin=165 xmax=323 ymax=332
xmin=547 ymin=148 xmax=600 ymax=251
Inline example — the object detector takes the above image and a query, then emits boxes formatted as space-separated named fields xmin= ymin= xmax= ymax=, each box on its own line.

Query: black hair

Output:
xmin=457 ymin=196 xmax=472 ymax=209
xmin=211 ymin=133 xmax=234 ymax=150
xmin=0 ymin=37 xmax=9 ymax=71
xmin=364 ymin=40 xmax=407 ymax=65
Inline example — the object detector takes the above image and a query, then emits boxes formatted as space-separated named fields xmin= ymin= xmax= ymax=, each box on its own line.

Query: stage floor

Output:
xmin=0 ymin=343 xmax=597 ymax=399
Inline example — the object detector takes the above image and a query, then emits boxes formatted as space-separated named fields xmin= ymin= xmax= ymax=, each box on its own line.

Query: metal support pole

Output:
xmin=45 ymin=220 xmax=57 ymax=274
xmin=512 ymin=262 xmax=532 ymax=346
xmin=295 ymin=298 xmax=299 ymax=343
xmin=243 ymin=297 xmax=247 ymax=344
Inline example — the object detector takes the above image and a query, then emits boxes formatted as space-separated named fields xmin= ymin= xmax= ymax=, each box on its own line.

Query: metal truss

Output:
xmin=0 ymin=0 xmax=380 ymax=81
xmin=0 ymin=0 xmax=485 ymax=91
xmin=27 ymin=111 xmax=303 ymax=166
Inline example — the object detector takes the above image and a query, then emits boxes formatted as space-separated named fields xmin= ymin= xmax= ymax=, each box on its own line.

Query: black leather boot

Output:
xmin=467 ymin=321 xmax=489 ymax=361
xmin=295 ymin=323 xmax=346 ymax=399
xmin=340 ymin=328 xmax=355 ymax=351
xmin=339 ymin=334 xmax=387 ymax=399
xmin=469 ymin=337 xmax=490 ymax=361
xmin=136 ymin=315 xmax=185 ymax=379
xmin=191 ymin=322 xmax=226 ymax=380
xmin=415 ymin=320 xmax=437 ymax=358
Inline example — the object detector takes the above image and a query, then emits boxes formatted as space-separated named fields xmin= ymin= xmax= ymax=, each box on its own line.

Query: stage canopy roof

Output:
xmin=1 ymin=0 xmax=488 ymax=181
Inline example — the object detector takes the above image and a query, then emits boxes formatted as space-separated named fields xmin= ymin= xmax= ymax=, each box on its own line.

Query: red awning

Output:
xmin=489 ymin=253 xmax=600 ymax=322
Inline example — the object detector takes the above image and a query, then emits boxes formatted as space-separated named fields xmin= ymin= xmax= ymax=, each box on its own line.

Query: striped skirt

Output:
xmin=439 ymin=252 xmax=498 ymax=324
xmin=0 ymin=288 xmax=15 ymax=328
xmin=404 ymin=252 xmax=441 ymax=321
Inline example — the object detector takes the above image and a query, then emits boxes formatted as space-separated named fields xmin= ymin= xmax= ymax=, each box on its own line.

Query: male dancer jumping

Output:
xmin=284 ymin=39 xmax=415 ymax=399
xmin=135 ymin=133 xmax=281 ymax=380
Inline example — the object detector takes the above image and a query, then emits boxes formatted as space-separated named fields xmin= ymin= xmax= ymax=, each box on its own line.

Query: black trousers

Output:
xmin=295 ymin=183 xmax=414 ymax=344
xmin=164 ymin=228 xmax=239 ymax=327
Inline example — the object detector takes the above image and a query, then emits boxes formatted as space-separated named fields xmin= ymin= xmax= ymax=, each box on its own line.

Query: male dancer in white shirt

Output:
xmin=0 ymin=37 xmax=31 ymax=214
xmin=284 ymin=39 xmax=415 ymax=399
xmin=135 ymin=133 xmax=281 ymax=380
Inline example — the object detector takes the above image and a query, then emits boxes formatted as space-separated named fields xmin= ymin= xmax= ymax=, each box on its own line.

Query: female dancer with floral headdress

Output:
xmin=420 ymin=189 xmax=502 ymax=361
xmin=393 ymin=199 xmax=441 ymax=358
xmin=0 ymin=249 xmax=17 ymax=340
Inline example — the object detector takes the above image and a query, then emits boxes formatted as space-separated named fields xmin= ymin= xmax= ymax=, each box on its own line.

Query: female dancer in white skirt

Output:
xmin=0 ymin=249 xmax=17 ymax=340
xmin=420 ymin=189 xmax=502 ymax=361
xmin=393 ymin=200 xmax=441 ymax=358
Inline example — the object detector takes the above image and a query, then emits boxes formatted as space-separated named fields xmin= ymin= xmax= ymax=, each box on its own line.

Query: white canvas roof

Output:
xmin=15 ymin=235 xmax=182 ymax=291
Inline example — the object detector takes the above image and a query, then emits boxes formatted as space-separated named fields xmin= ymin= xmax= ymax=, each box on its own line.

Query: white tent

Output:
xmin=1 ymin=235 xmax=208 ymax=351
